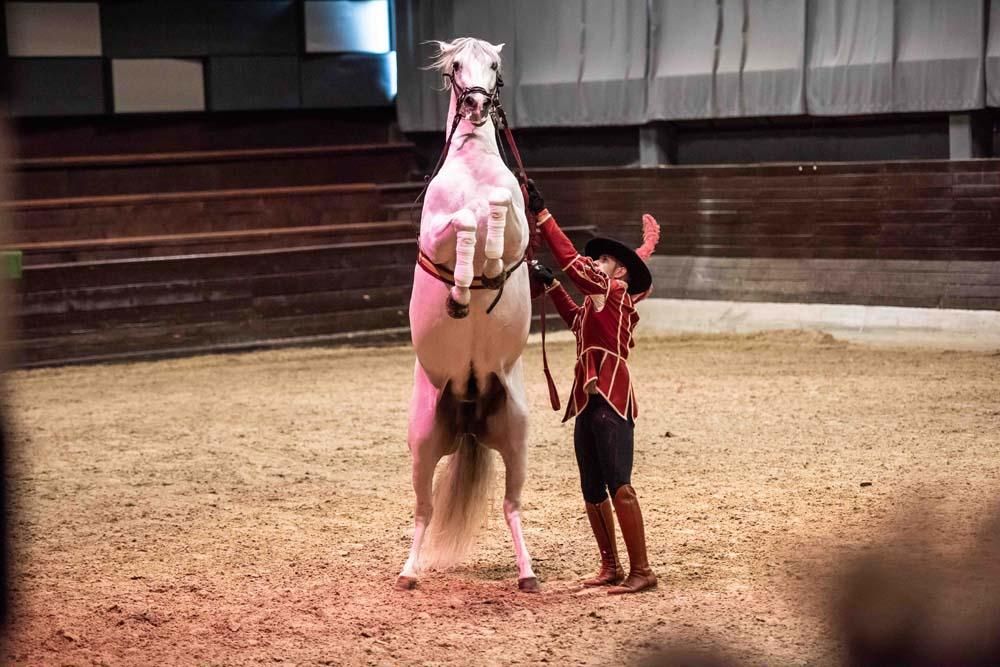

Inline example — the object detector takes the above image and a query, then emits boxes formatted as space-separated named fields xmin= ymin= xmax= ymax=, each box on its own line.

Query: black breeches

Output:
xmin=574 ymin=395 xmax=634 ymax=504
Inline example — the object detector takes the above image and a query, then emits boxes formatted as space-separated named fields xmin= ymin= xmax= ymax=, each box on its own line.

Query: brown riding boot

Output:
xmin=583 ymin=499 xmax=625 ymax=586
xmin=607 ymin=485 xmax=657 ymax=594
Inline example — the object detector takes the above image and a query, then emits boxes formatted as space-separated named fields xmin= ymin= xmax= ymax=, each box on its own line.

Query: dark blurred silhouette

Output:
xmin=0 ymin=418 xmax=7 ymax=629
xmin=0 ymin=41 xmax=12 ymax=632
xmin=835 ymin=508 xmax=1000 ymax=667
xmin=639 ymin=505 xmax=1000 ymax=667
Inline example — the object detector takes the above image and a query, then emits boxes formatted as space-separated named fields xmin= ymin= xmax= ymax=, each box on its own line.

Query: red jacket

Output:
xmin=538 ymin=211 xmax=645 ymax=423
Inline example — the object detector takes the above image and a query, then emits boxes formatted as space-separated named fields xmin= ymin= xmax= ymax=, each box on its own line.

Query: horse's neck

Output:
xmin=445 ymin=92 xmax=500 ymax=161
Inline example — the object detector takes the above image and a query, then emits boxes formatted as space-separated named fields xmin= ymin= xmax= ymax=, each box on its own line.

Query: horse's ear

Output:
xmin=493 ymin=42 xmax=505 ymax=53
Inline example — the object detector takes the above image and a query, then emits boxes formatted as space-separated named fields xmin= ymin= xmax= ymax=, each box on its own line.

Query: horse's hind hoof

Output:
xmin=446 ymin=296 xmax=469 ymax=319
xmin=395 ymin=576 xmax=418 ymax=590
xmin=518 ymin=577 xmax=540 ymax=593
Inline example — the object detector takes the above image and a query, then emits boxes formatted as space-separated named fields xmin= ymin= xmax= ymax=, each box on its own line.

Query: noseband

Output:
xmin=443 ymin=71 xmax=503 ymax=127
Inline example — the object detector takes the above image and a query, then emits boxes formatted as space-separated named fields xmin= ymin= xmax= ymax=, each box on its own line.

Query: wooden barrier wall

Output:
xmin=12 ymin=144 xmax=418 ymax=199
xmin=4 ymin=155 xmax=998 ymax=367
xmin=534 ymin=160 xmax=1000 ymax=310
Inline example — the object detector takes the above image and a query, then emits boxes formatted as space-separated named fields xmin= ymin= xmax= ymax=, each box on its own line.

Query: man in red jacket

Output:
xmin=526 ymin=180 xmax=659 ymax=595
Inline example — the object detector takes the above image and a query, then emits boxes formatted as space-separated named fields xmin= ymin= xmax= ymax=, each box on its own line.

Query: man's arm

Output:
xmin=526 ymin=180 xmax=610 ymax=296
xmin=545 ymin=281 xmax=581 ymax=327
xmin=531 ymin=261 xmax=580 ymax=327
xmin=537 ymin=212 xmax=609 ymax=296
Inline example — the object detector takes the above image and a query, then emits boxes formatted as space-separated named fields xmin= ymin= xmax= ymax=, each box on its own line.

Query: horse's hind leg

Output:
xmin=397 ymin=363 xmax=445 ymax=589
xmin=488 ymin=366 xmax=538 ymax=591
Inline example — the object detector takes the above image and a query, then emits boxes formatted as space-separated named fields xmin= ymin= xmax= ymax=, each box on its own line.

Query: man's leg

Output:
xmin=590 ymin=399 xmax=656 ymax=594
xmin=575 ymin=401 xmax=624 ymax=586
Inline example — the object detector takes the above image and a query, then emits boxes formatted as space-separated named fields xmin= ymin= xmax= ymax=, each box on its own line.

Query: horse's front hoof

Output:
xmin=518 ymin=577 xmax=540 ymax=593
xmin=446 ymin=296 xmax=469 ymax=319
xmin=395 ymin=576 xmax=418 ymax=590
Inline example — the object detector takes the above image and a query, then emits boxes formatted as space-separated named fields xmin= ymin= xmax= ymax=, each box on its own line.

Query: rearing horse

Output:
xmin=397 ymin=38 xmax=537 ymax=592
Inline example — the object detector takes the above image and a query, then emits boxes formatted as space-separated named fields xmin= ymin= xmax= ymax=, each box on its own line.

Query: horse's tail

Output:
xmin=422 ymin=433 xmax=494 ymax=569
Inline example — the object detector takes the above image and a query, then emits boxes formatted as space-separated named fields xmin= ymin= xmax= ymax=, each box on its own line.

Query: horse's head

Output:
xmin=428 ymin=38 xmax=504 ymax=126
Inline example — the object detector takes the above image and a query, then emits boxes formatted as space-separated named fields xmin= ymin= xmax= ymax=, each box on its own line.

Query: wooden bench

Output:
xmin=15 ymin=109 xmax=399 ymax=160
xmin=376 ymin=181 xmax=425 ymax=205
xmin=13 ymin=143 xmax=418 ymax=199
xmin=12 ymin=238 xmax=419 ymax=366
xmin=4 ymin=221 xmax=416 ymax=265
xmin=5 ymin=183 xmax=383 ymax=244
xmin=10 ymin=225 xmax=595 ymax=367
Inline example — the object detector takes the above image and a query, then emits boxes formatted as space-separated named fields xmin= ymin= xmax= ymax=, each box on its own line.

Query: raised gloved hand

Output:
xmin=528 ymin=260 xmax=556 ymax=300
xmin=530 ymin=260 xmax=556 ymax=286
xmin=525 ymin=179 xmax=546 ymax=215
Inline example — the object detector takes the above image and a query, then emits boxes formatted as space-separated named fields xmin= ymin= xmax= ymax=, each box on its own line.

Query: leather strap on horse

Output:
xmin=416 ymin=251 xmax=524 ymax=316
xmin=493 ymin=106 xmax=560 ymax=412
xmin=537 ymin=296 xmax=560 ymax=411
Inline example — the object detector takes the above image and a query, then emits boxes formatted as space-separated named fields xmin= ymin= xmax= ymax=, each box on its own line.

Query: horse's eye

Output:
xmin=490 ymin=62 xmax=498 ymax=71
xmin=452 ymin=62 xmax=461 ymax=71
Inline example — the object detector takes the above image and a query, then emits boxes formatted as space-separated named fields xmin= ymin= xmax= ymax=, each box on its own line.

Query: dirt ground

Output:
xmin=2 ymin=332 xmax=999 ymax=666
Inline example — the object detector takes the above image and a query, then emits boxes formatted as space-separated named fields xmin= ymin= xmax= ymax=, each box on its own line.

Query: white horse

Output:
xmin=397 ymin=38 xmax=537 ymax=592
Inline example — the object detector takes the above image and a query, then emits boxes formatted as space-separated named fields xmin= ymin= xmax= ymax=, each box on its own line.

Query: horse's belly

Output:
xmin=409 ymin=270 xmax=530 ymax=390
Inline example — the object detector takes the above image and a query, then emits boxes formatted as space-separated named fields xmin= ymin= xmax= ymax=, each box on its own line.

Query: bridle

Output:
xmin=419 ymin=65 xmax=506 ymax=193
xmin=443 ymin=67 xmax=503 ymax=127
xmin=415 ymin=65 xmax=536 ymax=256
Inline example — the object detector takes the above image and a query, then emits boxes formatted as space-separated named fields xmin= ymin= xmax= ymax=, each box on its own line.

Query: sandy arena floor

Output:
xmin=2 ymin=332 xmax=999 ymax=666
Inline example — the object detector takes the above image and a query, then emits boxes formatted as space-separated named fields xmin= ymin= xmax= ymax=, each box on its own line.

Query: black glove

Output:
xmin=530 ymin=261 xmax=556 ymax=287
xmin=525 ymin=179 xmax=546 ymax=215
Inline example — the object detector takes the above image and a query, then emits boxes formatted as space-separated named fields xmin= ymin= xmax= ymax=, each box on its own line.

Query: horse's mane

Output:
xmin=424 ymin=38 xmax=504 ymax=89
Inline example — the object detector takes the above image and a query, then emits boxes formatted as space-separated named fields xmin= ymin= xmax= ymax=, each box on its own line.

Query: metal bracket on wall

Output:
xmin=1 ymin=252 xmax=22 ymax=280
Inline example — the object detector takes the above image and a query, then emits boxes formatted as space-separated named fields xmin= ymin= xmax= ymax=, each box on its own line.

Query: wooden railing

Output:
xmin=12 ymin=143 xmax=417 ymax=199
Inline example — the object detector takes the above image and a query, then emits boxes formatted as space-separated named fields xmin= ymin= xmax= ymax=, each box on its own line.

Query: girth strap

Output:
xmin=416 ymin=251 xmax=524 ymax=289
xmin=416 ymin=251 xmax=526 ymax=315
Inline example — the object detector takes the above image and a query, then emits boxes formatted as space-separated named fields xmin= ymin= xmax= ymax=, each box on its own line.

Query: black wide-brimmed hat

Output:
xmin=584 ymin=237 xmax=652 ymax=295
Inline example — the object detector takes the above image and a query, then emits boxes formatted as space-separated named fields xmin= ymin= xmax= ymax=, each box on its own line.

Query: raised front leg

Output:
xmin=483 ymin=187 xmax=511 ymax=282
xmin=448 ymin=209 xmax=477 ymax=318
xmin=420 ymin=201 xmax=486 ymax=319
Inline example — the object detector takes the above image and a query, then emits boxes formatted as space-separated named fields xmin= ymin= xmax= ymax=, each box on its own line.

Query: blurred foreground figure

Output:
xmin=835 ymin=509 xmax=1000 ymax=667
xmin=639 ymin=506 xmax=1000 ymax=667
xmin=0 ymin=52 xmax=14 ymax=632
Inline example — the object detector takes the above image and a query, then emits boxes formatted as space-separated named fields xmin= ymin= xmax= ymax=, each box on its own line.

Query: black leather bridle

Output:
xmin=443 ymin=68 xmax=504 ymax=128
xmin=411 ymin=65 xmax=508 ymax=228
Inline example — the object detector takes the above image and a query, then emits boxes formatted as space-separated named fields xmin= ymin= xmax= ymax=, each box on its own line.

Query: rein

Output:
xmin=412 ymin=69 xmax=560 ymax=411
xmin=489 ymin=104 xmax=560 ymax=411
